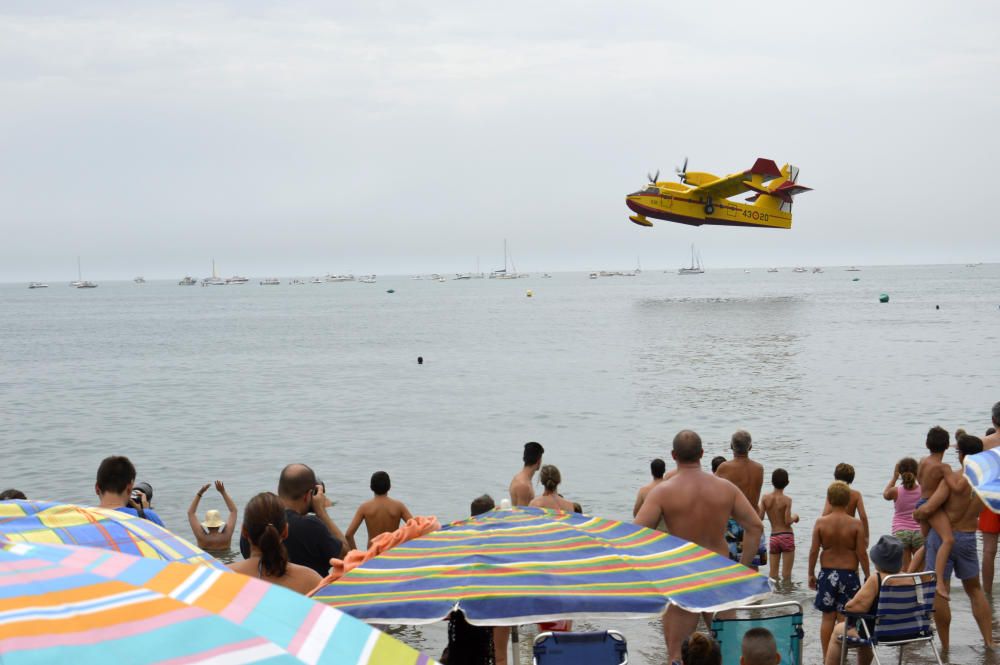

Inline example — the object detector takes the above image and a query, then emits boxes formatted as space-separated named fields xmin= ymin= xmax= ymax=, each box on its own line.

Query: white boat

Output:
xmin=290 ymin=279 xmax=305 ymax=285
xmin=767 ymin=268 xmax=779 ymax=273
xmin=202 ymin=259 xmax=226 ymax=286
xmin=325 ymin=274 xmax=355 ymax=282
xmin=845 ymin=266 xmax=861 ymax=272
xmin=490 ymin=240 xmax=523 ymax=279
xmin=260 ymin=278 xmax=280 ymax=285
xmin=359 ymin=275 xmax=376 ymax=284
xmin=134 ymin=276 xmax=145 ymax=284
xmin=792 ymin=267 xmax=808 ymax=273
xmin=72 ymin=257 xmax=98 ymax=288
xmin=677 ymin=245 xmax=705 ymax=275
xmin=178 ymin=276 xmax=197 ymax=286
xmin=226 ymin=275 xmax=248 ymax=284
xmin=541 ymin=273 xmax=552 ymax=278
xmin=28 ymin=282 xmax=48 ymax=289
xmin=453 ymin=273 xmax=472 ymax=280
xmin=310 ymin=277 xmax=323 ymax=284
xmin=744 ymin=270 xmax=751 ymax=274
xmin=966 ymin=262 xmax=982 ymax=268
xmin=812 ymin=267 xmax=824 ymax=274
xmin=589 ymin=272 xmax=598 ymax=279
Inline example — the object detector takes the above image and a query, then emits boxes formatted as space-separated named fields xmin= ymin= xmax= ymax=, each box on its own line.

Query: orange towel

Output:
xmin=309 ymin=515 xmax=440 ymax=594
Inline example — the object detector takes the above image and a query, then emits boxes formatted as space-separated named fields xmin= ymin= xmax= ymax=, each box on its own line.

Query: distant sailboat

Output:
xmin=73 ymin=257 xmax=98 ymax=288
xmin=677 ymin=245 xmax=705 ymax=275
xmin=202 ymin=259 xmax=226 ymax=286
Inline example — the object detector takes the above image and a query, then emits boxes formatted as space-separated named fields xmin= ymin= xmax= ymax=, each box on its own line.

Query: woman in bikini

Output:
xmin=228 ymin=492 xmax=322 ymax=595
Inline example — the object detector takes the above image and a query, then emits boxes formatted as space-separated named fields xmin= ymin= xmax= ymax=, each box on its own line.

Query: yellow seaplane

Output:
xmin=626 ymin=157 xmax=811 ymax=230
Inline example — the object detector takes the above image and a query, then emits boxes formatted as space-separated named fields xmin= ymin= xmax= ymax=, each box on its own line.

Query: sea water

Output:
xmin=2 ymin=265 xmax=998 ymax=664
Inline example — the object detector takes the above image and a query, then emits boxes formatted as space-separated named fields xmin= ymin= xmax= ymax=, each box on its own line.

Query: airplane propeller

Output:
xmin=676 ymin=157 xmax=689 ymax=183
xmin=647 ymin=169 xmax=660 ymax=184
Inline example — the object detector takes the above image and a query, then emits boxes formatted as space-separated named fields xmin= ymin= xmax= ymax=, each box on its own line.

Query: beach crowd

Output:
xmin=4 ymin=402 xmax=1000 ymax=664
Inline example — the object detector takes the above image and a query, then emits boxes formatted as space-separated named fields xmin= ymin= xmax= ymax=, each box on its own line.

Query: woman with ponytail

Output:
xmin=229 ymin=492 xmax=322 ymax=594
xmin=882 ymin=457 xmax=922 ymax=568
xmin=529 ymin=465 xmax=576 ymax=512
xmin=680 ymin=631 xmax=721 ymax=665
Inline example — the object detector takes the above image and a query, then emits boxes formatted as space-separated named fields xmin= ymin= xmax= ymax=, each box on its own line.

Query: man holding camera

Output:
xmin=240 ymin=463 xmax=347 ymax=577
xmin=95 ymin=455 xmax=164 ymax=526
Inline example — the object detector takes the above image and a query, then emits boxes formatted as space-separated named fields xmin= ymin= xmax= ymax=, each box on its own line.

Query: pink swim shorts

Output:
xmin=769 ymin=531 xmax=795 ymax=554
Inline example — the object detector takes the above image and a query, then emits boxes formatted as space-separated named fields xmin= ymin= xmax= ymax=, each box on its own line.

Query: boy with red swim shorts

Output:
xmin=759 ymin=468 xmax=799 ymax=581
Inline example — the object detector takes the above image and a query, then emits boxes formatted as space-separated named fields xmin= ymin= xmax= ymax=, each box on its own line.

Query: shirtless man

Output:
xmin=914 ymin=426 xmax=955 ymax=596
xmin=716 ymin=430 xmax=765 ymax=564
xmin=821 ymin=463 xmax=869 ymax=545
xmin=914 ymin=434 xmax=993 ymax=649
xmin=509 ymin=441 xmax=544 ymax=506
xmin=979 ymin=402 xmax=1000 ymax=590
xmin=808 ymin=481 xmax=870 ymax=660
xmin=632 ymin=458 xmax=666 ymax=517
xmin=345 ymin=471 xmax=413 ymax=550
xmin=759 ymin=468 xmax=799 ymax=581
xmin=635 ymin=430 xmax=763 ymax=663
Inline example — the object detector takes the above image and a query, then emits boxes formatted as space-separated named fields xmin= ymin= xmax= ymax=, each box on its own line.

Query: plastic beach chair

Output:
xmin=711 ymin=601 xmax=803 ymax=665
xmin=839 ymin=571 xmax=943 ymax=665
xmin=533 ymin=630 xmax=628 ymax=665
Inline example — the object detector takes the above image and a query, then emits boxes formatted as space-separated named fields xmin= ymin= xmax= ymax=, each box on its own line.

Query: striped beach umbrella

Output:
xmin=311 ymin=506 xmax=772 ymax=625
xmin=964 ymin=448 xmax=1000 ymax=513
xmin=0 ymin=538 xmax=437 ymax=664
xmin=0 ymin=500 xmax=223 ymax=569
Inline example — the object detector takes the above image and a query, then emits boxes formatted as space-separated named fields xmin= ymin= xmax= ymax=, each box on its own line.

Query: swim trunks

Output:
xmin=769 ymin=532 xmax=795 ymax=554
xmin=727 ymin=518 xmax=767 ymax=566
xmin=979 ymin=507 xmax=1000 ymax=534
xmin=925 ymin=529 xmax=979 ymax=582
xmin=893 ymin=529 xmax=924 ymax=551
xmin=813 ymin=567 xmax=861 ymax=614
xmin=914 ymin=496 xmax=928 ymax=510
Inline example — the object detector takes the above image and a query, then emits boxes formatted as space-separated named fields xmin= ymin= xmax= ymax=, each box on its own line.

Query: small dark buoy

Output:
xmin=936 ymin=305 xmax=940 ymax=310
xmin=417 ymin=356 xmax=423 ymax=365
xmin=852 ymin=277 xmax=860 ymax=282
xmin=386 ymin=289 xmax=395 ymax=294
xmin=879 ymin=293 xmax=889 ymax=303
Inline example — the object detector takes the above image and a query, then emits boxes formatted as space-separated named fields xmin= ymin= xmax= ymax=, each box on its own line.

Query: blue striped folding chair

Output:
xmin=533 ymin=630 xmax=628 ymax=665
xmin=839 ymin=572 xmax=943 ymax=665
xmin=711 ymin=601 xmax=803 ymax=665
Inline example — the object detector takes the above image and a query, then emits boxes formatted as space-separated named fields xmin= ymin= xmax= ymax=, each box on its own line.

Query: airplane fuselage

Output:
xmin=626 ymin=188 xmax=792 ymax=230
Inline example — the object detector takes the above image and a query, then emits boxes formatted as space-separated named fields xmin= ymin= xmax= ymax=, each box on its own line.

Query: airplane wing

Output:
xmin=687 ymin=158 xmax=783 ymax=201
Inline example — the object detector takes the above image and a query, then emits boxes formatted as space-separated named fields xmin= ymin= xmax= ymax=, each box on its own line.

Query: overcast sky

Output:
xmin=1 ymin=1 xmax=997 ymax=280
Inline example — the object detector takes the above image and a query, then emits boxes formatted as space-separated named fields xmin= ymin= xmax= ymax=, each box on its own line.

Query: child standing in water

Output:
xmin=759 ymin=468 xmax=799 ymax=581
xmin=809 ymin=481 xmax=870 ymax=661
xmin=882 ymin=457 xmax=922 ymax=570
xmin=345 ymin=471 xmax=414 ymax=550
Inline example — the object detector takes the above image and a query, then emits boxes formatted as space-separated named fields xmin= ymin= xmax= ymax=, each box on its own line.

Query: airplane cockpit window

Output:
xmin=644 ymin=185 xmax=659 ymax=193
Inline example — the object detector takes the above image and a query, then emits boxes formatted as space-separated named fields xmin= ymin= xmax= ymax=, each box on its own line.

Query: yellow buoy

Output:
xmin=526 ymin=290 xmax=533 ymax=298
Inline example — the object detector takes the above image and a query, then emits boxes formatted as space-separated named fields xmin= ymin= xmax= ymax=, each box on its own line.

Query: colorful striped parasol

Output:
xmin=0 ymin=537 xmax=438 ymax=664
xmin=311 ymin=506 xmax=772 ymax=625
xmin=964 ymin=448 xmax=1000 ymax=513
xmin=0 ymin=500 xmax=223 ymax=569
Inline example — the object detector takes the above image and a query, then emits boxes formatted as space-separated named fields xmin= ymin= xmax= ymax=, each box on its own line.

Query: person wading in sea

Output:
xmin=509 ymin=441 xmax=544 ymax=506
xmin=635 ymin=430 xmax=763 ymax=664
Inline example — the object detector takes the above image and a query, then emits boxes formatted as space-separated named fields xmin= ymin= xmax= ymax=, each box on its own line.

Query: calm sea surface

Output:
xmin=2 ymin=265 xmax=999 ymax=663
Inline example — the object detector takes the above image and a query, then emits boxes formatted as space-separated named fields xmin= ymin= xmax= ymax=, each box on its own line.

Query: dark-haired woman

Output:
xmin=681 ymin=632 xmax=721 ymax=665
xmin=229 ymin=492 xmax=322 ymax=594
xmin=882 ymin=457 xmax=922 ymax=570
xmin=529 ymin=465 xmax=575 ymax=512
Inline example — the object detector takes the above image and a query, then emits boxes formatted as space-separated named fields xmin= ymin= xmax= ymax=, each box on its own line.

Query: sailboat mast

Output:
xmin=504 ymin=239 xmax=508 ymax=273
xmin=77 ymin=256 xmax=82 ymax=281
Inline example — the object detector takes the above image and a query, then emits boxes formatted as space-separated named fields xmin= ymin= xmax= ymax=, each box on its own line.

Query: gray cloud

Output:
xmin=1 ymin=1 xmax=998 ymax=280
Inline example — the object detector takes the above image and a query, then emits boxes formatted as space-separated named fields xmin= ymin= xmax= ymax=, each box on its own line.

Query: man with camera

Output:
xmin=95 ymin=455 xmax=165 ymax=526
xmin=240 ymin=463 xmax=347 ymax=577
